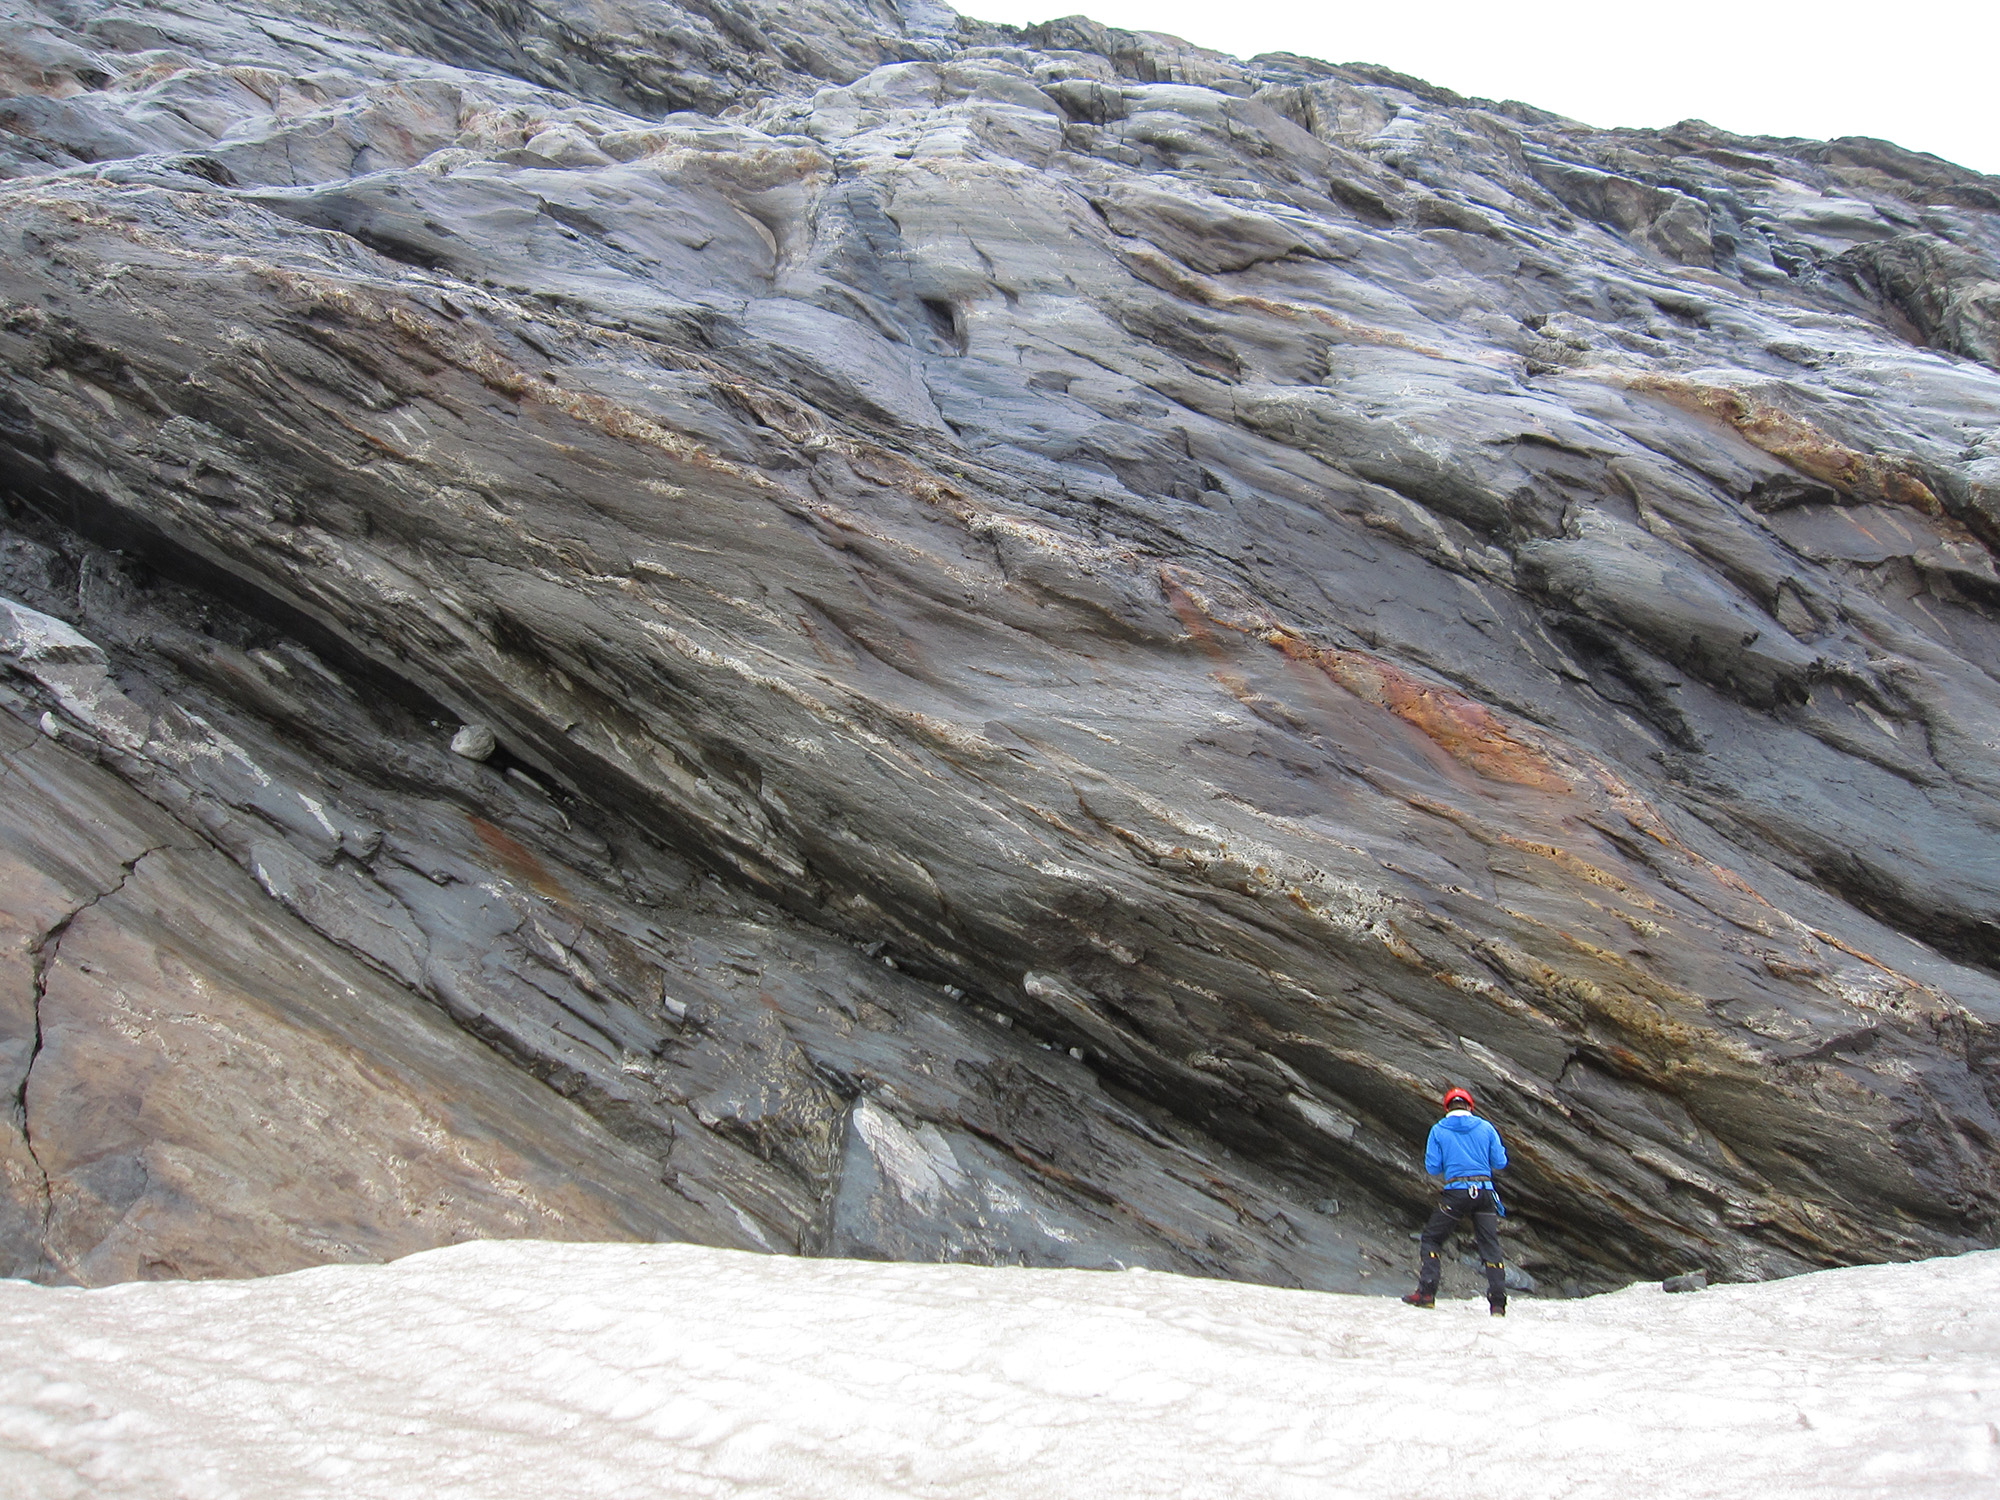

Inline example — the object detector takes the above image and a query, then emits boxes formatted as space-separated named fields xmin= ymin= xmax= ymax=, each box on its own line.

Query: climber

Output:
xmin=1401 ymin=1086 xmax=1511 ymax=1316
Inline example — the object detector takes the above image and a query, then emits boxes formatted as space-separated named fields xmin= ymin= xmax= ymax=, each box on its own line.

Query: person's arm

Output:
xmin=1424 ymin=1125 xmax=1443 ymax=1181
xmin=1488 ymin=1122 xmax=1509 ymax=1174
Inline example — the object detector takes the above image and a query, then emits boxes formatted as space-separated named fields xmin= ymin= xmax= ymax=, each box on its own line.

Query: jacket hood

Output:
xmin=1437 ymin=1113 xmax=1486 ymax=1134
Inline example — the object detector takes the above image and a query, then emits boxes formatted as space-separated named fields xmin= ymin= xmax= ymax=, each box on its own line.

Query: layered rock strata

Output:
xmin=1 ymin=0 xmax=1998 ymax=1291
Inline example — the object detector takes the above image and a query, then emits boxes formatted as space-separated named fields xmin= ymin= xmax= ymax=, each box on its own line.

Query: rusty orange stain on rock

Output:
xmin=1159 ymin=562 xmax=1960 ymax=1024
xmin=1158 ymin=573 xmax=1231 ymax=659
xmin=1275 ymin=634 xmax=1573 ymax=792
xmin=470 ymin=815 xmax=570 ymax=904
xmin=1625 ymin=374 xmax=1942 ymax=516
xmin=1159 ymin=565 xmax=1572 ymax=789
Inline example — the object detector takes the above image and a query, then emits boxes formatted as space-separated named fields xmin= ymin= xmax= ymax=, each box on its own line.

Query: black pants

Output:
xmin=1418 ymin=1187 xmax=1507 ymax=1303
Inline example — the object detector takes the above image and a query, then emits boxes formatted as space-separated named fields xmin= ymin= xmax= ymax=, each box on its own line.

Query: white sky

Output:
xmin=963 ymin=2 xmax=2000 ymax=176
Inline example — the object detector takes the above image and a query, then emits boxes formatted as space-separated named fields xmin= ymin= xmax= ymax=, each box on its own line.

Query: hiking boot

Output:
xmin=1489 ymin=1300 xmax=1507 ymax=1317
xmin=1401 ymin=1290 xmax=1435 ymax=1308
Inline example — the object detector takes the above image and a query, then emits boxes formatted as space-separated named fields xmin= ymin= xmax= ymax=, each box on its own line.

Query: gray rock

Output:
xmin=1460 ymin=1256 xmax=1536 ymax=1294
xmin=449 ymin=723 xmax=497 ymax=761
xmin=0 ymin=684 xmax=725 ymax=1284
xmin=1663 ymin=1271 xmax=1709 ymax=1294
xmin=0 ymin=0 xmax=1997 ymax=1295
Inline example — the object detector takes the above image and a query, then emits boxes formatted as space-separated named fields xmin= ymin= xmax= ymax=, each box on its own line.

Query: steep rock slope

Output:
xmin=0 ymin=659 xmax=719 ymax=1283
xmin=1 ymin=0 xmax=1998 ymax=1289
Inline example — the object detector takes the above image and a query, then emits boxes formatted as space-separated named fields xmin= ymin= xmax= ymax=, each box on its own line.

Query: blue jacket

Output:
xmin=1425 ymin=1111 xmax=1508 ymax=1185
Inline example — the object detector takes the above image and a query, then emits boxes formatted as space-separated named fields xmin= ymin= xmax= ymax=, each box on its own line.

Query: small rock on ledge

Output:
xmin=1663 ymin=1271 xmax=1709 ymax=1294
xmin=450 ymin=724 xmax=496 ymax=761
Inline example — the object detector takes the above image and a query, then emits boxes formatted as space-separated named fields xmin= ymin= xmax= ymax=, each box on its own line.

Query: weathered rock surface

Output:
xmin=0 ymin=628 xmax=725 ymax=1281
xmin=1 ymin=0 xmax=1998 ymax=1292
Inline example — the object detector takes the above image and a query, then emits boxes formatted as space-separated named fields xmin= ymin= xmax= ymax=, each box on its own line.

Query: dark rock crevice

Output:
xmin=14 ymin=839 xmax=171 ymax=1272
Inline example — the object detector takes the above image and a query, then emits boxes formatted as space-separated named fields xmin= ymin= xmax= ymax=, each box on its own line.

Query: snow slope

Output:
xmin=2 ymin=1242 xmax=1996 ymax=1499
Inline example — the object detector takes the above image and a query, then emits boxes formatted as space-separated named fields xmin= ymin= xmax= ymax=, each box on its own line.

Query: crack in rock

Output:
xmin=17 ymin=843 xmax=171 ymax=1277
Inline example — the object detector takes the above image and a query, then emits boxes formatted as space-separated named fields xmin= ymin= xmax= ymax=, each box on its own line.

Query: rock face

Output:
xmin=0 ymin=0 xmax=1997 ymax=1292
xmin=0 ymin=677 xmax=719 ymax=1282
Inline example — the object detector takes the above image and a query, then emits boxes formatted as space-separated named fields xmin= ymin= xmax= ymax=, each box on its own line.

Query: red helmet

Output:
xmin=1441 ymin=1087 xmax=1477 ymax=1113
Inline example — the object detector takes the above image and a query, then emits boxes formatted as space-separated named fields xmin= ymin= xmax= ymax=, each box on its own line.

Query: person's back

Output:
xmin=1403 ymin=1088 xmax=1510 ymax=1315
xmin=1425 ymin=1110 xmax=1506 ymax=1186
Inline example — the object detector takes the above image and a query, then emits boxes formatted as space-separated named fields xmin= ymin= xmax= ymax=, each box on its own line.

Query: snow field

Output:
xmin=2 ymin=1240 xmax=1996 ymax=1499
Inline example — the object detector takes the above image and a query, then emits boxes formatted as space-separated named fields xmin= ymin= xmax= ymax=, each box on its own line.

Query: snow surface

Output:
xmin=3 ymin=1242 xmax=1996 ymax=1499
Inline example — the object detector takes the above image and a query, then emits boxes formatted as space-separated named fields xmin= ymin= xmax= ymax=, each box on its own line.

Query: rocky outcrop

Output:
xmin=0 ymin=690 xmax=721 ymax=1283
xmin=1 ymin=0 xmax=1998 ymax=1292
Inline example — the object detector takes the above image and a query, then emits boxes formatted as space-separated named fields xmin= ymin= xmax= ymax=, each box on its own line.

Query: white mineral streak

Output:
xmin=2 ymin=1241 xmax=1995 ymax=1499
xmin=851 ymin=1096 xmax=968 ymax=1210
